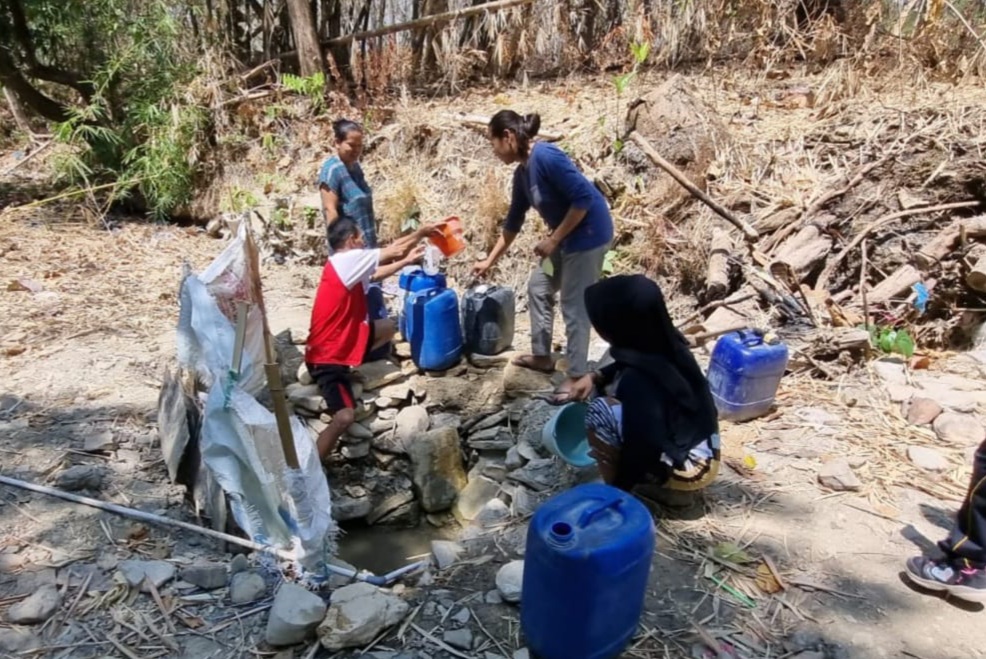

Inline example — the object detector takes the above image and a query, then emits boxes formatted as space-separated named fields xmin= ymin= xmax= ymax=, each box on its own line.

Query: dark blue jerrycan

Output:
xmin=397 ymin=267 xmax=447 ymax=338
xmin=706 ymin=329 xmax=789 ymax=422
xmin=462 ymin=284 xmax=515 ymax=355
xmin=522 ymin=483 xmax=655 ymax=659
xmin=408 ymin=288 xmax=463 ymax=371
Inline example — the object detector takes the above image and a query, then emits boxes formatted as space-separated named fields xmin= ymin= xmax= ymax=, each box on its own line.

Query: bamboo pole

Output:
xmin=244 ymin=225 xmax=300 ymax=469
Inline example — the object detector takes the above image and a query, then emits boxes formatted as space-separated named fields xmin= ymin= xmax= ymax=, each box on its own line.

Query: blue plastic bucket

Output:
xmin=541 ymin=402 xmax=594 ymax=468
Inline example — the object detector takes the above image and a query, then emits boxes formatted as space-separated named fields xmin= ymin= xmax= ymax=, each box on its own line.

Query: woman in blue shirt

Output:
xmin=319 ymin=119 xmax=389 ymax=359
xmin=318 ymin=119 xmax=378 ymax=248
xmin=473 ymin=110 xmax=614 ymax=399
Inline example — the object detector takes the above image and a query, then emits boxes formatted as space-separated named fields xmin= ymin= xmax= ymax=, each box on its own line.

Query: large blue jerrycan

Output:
xmin=462 ymin=284 xmax=515 ymax=355
xmin=407 ymin=288 xmax=463 ymax=371
xmin=397 ymin=267 xmax=447 ymax=338
xmin=522 ymin=483 xmax=655 ymax=659
xmin=706 ymin=329 xmax=789 ymax=422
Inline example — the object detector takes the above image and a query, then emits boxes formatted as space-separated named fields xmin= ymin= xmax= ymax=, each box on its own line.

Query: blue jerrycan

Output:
xmin=398 ymin=267 xmax=447 ymax=338
xmin=522 ymin=483 xmax=655 ymax=659
xmin=408 ymin=288 xmax=463 ymax=371
xmin=706 ymin=329 xmax=789 ymax=422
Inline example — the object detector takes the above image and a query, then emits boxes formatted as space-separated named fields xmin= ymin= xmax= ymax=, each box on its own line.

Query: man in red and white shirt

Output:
xmin=305 ymin=218 xmax=442 ymax=460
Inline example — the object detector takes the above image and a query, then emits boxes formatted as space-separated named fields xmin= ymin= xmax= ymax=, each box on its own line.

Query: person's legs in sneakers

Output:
xmin=905 ymin=437 xmax=986 ymax=603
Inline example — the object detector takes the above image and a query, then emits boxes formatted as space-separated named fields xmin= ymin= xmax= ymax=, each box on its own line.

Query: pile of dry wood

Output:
xmin=629 ymin=128 xmax=985 ymax=376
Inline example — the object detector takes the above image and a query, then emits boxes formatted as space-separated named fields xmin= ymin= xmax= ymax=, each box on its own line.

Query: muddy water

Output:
xmin=336 ymin=521 xmax=460 ymax=575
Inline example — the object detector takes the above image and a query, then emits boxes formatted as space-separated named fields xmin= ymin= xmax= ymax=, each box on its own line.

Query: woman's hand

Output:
xmin=402 ymin=245 xmax=426 ymax=265
xmin=534 ymin=235 xmax=559 ymax=258
xmin=472 ymin=259 xmax=494 ymax=279
xmin=415 ymin=222 xmax=446 ymax=239
xmin=565 ymin=373 xmax=596 ymax=402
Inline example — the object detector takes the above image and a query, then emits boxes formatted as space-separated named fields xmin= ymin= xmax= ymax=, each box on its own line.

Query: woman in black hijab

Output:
xmin=566 ymin=274 xmax=721 ymax=492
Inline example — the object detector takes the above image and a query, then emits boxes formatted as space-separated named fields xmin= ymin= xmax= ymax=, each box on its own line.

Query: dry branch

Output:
xmin=770 ymin=225 xmax=833 ymax=281
xmin=915 ymin=214 xmax=986 ymax=269
xmin=324 ymin=0 xmax=534 ymax=47
xmin=815 ymin=201 xmax=981 ymax=291
xmin=865 ymin=264 xmax=922 ymax=305
xmin=450 ymin=113 xmax=564 ymax=141
xmin=628 ymin=131 xmax=760 ymax=241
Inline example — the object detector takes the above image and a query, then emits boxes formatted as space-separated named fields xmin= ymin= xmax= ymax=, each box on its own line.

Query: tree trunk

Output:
xmin=286 ymin=0 xmax=324 ymax=76
xmin=0 ymin=50 xmax=69 ymax=122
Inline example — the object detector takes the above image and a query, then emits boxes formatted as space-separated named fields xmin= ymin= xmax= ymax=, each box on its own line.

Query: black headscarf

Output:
xmin=585 ymin=274 xmax=719 ymax=490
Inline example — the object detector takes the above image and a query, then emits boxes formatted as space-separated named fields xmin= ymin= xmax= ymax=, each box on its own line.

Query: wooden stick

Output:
xmin=675 ymin=292 xmax=756 ymax=329
xmin=860 ymin=238 xmax=870 ymax=329
xmin=815 ymin=200 xmax=980 ymax=291
xmin=628 ymin=132 xmax=759 ymax=241
xmin=450 ymin=113 xmax=564 ymax=141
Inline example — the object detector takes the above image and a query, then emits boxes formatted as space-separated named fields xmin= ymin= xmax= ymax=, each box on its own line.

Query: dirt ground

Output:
xmin=3 ymin=67 xmax=986 ymax=658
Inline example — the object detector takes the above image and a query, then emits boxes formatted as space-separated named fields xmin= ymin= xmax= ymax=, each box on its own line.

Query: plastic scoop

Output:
xmin=429 ymin=216 xmax=465 ymax=257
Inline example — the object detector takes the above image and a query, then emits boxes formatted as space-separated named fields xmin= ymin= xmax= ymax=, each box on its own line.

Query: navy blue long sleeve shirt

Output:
xmin=503 ymin=142 xmax=613 ymax=253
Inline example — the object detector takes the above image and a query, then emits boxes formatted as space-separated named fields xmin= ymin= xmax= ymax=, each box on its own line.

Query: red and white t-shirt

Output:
xmin=305 ymin=248 xmax=381 ymax=366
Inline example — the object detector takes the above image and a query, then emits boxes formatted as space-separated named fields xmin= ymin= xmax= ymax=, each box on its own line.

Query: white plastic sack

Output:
xmin=176 ymin=223 xmax=336 ymax=575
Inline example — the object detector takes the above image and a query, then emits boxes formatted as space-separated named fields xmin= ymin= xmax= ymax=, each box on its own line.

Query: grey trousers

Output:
xmin=528 ymin=243 xmax=609 ymax=378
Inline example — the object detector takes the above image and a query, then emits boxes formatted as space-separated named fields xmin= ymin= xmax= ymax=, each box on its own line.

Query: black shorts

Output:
xmin=306 ymin=324 xmax=376 ymax=413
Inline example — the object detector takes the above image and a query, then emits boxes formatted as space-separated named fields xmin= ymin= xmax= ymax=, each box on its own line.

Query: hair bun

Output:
xmin=522 ymin=113 xmax=541 ymax=138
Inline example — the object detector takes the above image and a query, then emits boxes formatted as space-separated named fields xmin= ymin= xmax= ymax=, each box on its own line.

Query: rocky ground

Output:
xmin=0 ymin=219 xmax=984 ymax=658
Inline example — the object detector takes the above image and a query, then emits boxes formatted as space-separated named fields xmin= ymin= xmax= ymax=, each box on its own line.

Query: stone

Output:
xmin=230 ymin=571 xmax=267 ymax=604
xmin=502 ymin=361 xmax=553 ymax=398
xmin=408 ymin=427 xmax=467 ymax=513
xmin=0 ymin=628 xmax=41 ymax=653
xmin=431 ymin=541 xmax=464 ymax=570
xmin=84 ymin=429 xmax=116 ymax=453
xmin=905 ymin=397 xmax=943 ymax=425
xmin=516 ymin=401 xmax=555 ymax=450
xmin=476 ymin=498 xmax=511 ymax=528
xmin=347 ymin=423 xmax=374 ymax=440
xmin=933 ymin=412 xmax=985 ymax=446
xmin=907 ymin=446 xmax=950 ymax=472
xmin=180 ymin=562 xmax=227 ymax=590
xmin=342 ymin=441 xmax=371 ymax=460
xmin=333 ymin=495 xmax=372 ymax=521
xmin=297 ymin=362 xmax=314 ymax=386
xmin=470 ymin=411 xmax=509 ymax=434
xmin=469 ymin=352 xmax=513 ymax=368
xmin=357 ymin=361 xmax=405 ymax=391
xmin=425 ymin=377 xmax=503 ymax=415
xmin=817 ymin=459 xmax=861 ymax=492
xmin=54 ymin=465 xmax=104 ymax=491
xmin=455 ymin=476 xmax=501 ymax=521
xmin=230 ymin=554 xmax=250 ymax=575
xmin=14 ymin=568 xmax=55 ymax=595
xmin=8 ymin=585 xmax=61 ymax=624
xmin=496 ymin=561 xmax=524 ymax=603
xmin=375 ymin=396 xmax=396 ymax=408
xmin=507 ymin=458 xmax=563 ymax=492
xmin=452 ymin=607 xmax=471 ymax=624
xmin=468 ymin=429 xmax=515 ymax=451
xmin=443 ymin=629 xmax=474 ymax=651
xmin=516 ymin=440 xmax=540 ymax=462
xmin=871 ymin=359 xmax=907 ymax=385
xmin=369 ymin=415 xmax=396 ymax=435
xmin=485 ymin=589 xmax=503 ymax=604
xmin=885 ymin=384 xmax=916 ymax=403
xmin=367 ymin=491 xmax=416 ymax=525
xmin=514 ymin=650 xmax=530 ymax=659
xmin=510 ymin=487 xmax=539 ymax=517
xmin=505 ymin=446 xmax=526 ymax=471
xmin=266 ymin=583 xmax=328 ymax=646
xmin=318 ymin=582 xmax=409 ymax=650
xmin=379 ymin=381 xmax=414 ymax=402
xmin=118 ymin=560 xmax=176 ymax=592
xmin=430 ymin=412 xmax=463 ymax=431
xmin=375 ymin=405 xmax=430 ymax=454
